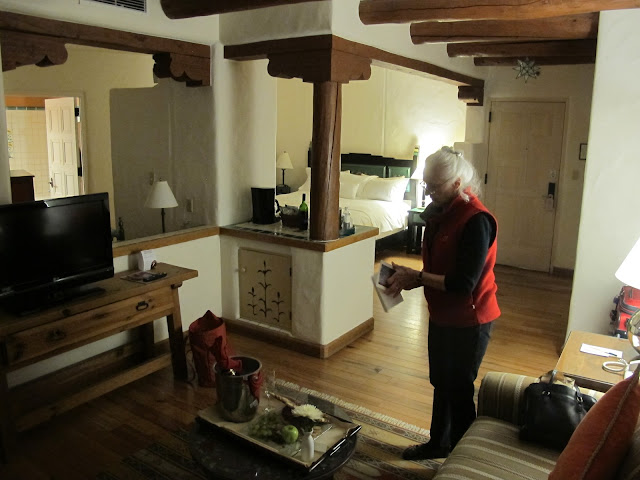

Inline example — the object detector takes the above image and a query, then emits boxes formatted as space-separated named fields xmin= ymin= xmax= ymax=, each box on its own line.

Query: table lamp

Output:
xmin=615 ymin=236 xmax=640 ymax=353
xmin=276 ymin=151 xmax=293 ymax=193
xmin=145 ymin=180 xmax=178 ymax=233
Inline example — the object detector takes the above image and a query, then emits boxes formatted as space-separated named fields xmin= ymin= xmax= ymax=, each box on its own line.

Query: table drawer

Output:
xmin=3 ymin=287 xmax=174 ymax=367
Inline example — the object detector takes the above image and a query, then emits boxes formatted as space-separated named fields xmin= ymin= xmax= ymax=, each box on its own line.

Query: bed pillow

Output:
xmin=298 ymin=168 xmax=353 ymax=193
xmin=340 ymin=172 xmax=375 ymax=199
xmin=357 ymin=176 xmax=409 ymax=202
xmin=297 ymin=167 xmax=312 ymax=192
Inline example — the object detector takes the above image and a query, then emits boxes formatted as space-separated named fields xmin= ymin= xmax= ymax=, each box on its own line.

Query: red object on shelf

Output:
xmin=610 ymin=286 xmax=640 ymax=338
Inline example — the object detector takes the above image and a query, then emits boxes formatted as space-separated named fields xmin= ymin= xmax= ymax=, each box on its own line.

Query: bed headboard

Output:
xmin=339 ymin=152 xmax=417 ymax=179
xmin=305 ymin=151 xmax=420 ymax=206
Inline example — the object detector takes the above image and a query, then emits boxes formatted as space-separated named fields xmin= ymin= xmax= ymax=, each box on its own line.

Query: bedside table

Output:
xmin=276 ymin=184 xmax=291 ymax=195
xmin=407 ymin=207 xmax=425 ymax=254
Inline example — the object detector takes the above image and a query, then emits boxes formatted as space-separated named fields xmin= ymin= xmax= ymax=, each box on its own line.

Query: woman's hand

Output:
xmin=385 ymin=263 xmax=421 ymax=297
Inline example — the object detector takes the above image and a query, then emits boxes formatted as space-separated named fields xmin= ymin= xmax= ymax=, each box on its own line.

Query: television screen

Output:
xmin=0 ymin=193 xmax=114 ymax=313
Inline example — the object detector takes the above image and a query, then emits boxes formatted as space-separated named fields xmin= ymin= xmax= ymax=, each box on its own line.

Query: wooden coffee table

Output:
xmin=555 ymin=331 xmax=638 ymax=392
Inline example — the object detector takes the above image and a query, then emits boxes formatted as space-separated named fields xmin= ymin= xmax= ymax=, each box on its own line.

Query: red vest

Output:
xmin=422 ymin=193 xmax=500 ymax=327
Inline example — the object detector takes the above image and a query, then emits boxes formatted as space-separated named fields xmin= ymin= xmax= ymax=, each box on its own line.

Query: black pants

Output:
xmin=427 ymin=321 xmax=493 ymax=449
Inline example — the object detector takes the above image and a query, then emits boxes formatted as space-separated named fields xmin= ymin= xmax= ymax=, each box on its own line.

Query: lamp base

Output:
xmin=276 ymin=185 xmax=291 ymax=195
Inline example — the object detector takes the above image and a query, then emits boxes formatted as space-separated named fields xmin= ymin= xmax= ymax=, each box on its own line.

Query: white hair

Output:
xmin=424 ymin=146 xmax=481 ymax=202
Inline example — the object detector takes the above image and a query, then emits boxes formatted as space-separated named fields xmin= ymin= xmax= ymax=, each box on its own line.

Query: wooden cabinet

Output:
xmin=0 ymin=263 xmax=197 ymax=462
xmin=9 ymin=170 xmax=35 ymax=203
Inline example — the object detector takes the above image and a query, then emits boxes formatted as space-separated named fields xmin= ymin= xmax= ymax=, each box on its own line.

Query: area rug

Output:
xmin=97 ymin=380 xmax=442 ymax=479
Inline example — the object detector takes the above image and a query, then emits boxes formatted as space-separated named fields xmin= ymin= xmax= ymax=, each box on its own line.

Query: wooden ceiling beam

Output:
xmin=474 ymin=56 xmax=595 ymax=66
xmin=225 ymin=34 xmax=484 ymax=87
xmin=360 ymin=0 xmax=639 ymax=24
xmin=447 ymin=39 xmax=597 ymax=58
xmin=160 ymin=0 xmax=323 ymax=19
xmin=411 ymin=13 xmax=598 ymax=44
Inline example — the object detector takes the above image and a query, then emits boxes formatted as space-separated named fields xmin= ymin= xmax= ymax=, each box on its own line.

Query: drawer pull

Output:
xmin=136 ymin=301 xmax=149 ymax=311
xmin=47 ymin=329 xmax=67 ymax=342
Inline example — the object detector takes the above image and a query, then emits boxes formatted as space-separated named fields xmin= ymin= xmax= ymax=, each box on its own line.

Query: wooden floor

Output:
xmin=0 ymin=249 xmax=572 ymax=479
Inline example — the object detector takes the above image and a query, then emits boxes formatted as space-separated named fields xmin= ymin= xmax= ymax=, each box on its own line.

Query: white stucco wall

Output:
xmin=465 ymin=64 xmax=594 ymax=271
xmin=213 ymin=45 xmax=277 ymax=226
xmin=220 ymin=235 xmax=375 ymax=345
xmin=567 ymin=9 xmax=640 ymax=336
xmin=219 ymin=1 xmax=332 ymax=44
xmin=331 ymin=0 xmax=479 ymax=79
xmin=277 ymin=65 xmax=466 ymax=190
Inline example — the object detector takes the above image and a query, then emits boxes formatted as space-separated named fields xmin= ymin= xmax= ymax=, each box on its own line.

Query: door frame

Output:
xmin=5 ymin=90 xmax=88 ymax=199
xmin=482 ymin=96 xmax=570 ymax=272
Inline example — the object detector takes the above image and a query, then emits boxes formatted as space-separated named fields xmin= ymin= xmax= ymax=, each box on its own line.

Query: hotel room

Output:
xmin=0 ymin=0 xmax=639 ymax=475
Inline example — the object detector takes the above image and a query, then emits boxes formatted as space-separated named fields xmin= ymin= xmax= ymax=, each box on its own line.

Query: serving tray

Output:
xmin=197 ymin=394 xmax=360 ymax=471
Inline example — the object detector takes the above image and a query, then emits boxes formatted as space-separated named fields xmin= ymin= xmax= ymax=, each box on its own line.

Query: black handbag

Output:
xmin=519 ymin=370 xmax=597 ymax=450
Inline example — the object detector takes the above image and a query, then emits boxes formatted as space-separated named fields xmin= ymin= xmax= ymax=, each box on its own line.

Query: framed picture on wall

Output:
xmin=579 ymin=143 xmax=588 ymax=161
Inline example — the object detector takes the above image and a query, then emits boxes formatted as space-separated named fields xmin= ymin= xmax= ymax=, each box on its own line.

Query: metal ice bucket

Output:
xmin=214 ymin=356 xmax=262 ymax=422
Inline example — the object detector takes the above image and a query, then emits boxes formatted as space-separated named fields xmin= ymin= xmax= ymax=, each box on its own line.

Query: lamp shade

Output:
xmin=276 ymin=151 xmax=293 ymax=170
xmin=145 ymin=181 xmax=178 ymax=209
xmin=615 ymin=236 xmax=640 ymax=289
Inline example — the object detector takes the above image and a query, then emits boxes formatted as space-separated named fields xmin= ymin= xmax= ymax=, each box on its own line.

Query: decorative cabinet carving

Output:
xmin=238 ymin=249 xmax=292 ymax=331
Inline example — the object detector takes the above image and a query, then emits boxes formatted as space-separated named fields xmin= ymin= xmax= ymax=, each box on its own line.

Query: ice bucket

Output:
xmin=214 ymin=356 xmax=262 ymax=422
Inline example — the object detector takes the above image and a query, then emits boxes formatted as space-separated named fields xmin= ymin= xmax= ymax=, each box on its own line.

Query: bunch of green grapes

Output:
xmin=248 ymin=411 xmax=283 ymax=442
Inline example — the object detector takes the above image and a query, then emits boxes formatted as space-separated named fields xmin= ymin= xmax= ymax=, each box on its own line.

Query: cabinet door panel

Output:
xmin=238 ymin=249 xmax=292 ymax=331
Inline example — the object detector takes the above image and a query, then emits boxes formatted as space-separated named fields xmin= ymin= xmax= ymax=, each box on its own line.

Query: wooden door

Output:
xmin=485 ymin=101 xmax=565 ymax=271
xmin=45 ymin=98 xmax=79 ymax=198
xmin=238 ymin=249 xmax=292 ymax=332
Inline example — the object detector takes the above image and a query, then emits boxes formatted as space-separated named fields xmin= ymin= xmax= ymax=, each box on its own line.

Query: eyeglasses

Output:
xmin=420 ymin=180 xmax=449 ymax=194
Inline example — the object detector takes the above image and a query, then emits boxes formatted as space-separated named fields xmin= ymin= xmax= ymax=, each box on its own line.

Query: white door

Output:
xmin=485 ymin=101 xmax=565 ymax=271
xmin=45 ymin=97 xmax=79 ymax=198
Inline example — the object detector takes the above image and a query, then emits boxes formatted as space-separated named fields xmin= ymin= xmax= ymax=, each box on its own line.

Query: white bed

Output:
xmin=276 ymin=190 xmax=411 ymax=238
xmin=277 ymin=152 xmax=420 ymax=239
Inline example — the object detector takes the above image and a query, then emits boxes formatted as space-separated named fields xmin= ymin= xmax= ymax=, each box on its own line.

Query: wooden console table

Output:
xmin=0 ymin=263 xmax=198 ymax=462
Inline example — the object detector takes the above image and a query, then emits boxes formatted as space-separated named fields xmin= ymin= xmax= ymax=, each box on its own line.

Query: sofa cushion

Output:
xmin=434 ymin=416 xmax=560 ymax=479
xmin=548 ymin=367 xmax=640 ymax=480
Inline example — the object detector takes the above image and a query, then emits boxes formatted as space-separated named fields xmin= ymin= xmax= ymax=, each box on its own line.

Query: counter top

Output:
xmin=220 ymin=222 xmax=378 ymax=252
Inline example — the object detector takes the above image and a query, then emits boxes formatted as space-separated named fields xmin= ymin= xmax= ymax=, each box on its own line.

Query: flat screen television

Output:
xmin=0 ymin=192 xmax=114 ymax=314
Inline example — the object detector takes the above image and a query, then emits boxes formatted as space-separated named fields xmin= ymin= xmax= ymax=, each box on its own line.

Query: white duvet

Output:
xmin=276 ymin=190 xmax=410 ymax=237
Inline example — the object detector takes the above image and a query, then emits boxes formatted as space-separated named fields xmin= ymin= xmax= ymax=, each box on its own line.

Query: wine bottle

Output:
xmin=299 ymin=193 xmax=309 ymax=230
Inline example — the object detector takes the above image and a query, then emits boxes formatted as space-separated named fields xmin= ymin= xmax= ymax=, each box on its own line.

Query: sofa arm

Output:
xmin=477 ymin=372 xmax=538 ymax=425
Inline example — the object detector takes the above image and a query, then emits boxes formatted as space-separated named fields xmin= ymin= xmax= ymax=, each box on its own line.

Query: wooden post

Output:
xmin=310 ymin=82 xmax=342 ymax=241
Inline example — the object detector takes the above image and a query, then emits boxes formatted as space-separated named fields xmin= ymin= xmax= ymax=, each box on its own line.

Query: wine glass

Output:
xmin=263 ymin=369 xmax=277 ymax=412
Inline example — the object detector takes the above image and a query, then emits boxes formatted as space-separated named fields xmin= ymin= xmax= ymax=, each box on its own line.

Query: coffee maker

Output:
xmin=251 ymin=187 xmax=279 ymax=224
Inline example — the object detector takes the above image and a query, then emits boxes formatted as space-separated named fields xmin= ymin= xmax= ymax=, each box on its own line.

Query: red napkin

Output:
xmin=188 ymin=310 xmax=242 ymax=386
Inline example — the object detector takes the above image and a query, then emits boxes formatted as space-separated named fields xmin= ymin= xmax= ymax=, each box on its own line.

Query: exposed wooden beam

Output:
xmin=411 ymin=13 xmax=598 ymax=44
xmin=448 ymin=39 xmax=597 ymax=58
xmin=225 ymin=34 xmax=484 ymax=87
xmin=360 ymin=0 xmax=639 ymax=24
xmin=474 ymin=56 xmax=595 ymax=66
xmin=160 ymin=0 xmax=324 ymax=19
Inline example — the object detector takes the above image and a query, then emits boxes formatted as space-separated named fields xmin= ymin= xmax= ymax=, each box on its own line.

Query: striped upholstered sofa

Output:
xmin=433 ymin=371 xmax=640 ymax=480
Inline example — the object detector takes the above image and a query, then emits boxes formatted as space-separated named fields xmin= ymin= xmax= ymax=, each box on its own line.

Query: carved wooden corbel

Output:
xmin=458 ymin=85 xmax=484 ymax=107
xmin=0 ymin=30 xmax=68 ymax=72
xmin=267 ymin=49 xmax=371 ymax=84
xmin=153 ymin=52 xmax=211 ymax=87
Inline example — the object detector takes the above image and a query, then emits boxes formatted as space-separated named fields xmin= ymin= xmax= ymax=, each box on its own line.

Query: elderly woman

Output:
xmin=386 ymin=146 xmax=500 ymax=460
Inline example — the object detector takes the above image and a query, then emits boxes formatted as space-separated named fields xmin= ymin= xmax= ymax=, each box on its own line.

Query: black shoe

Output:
xmin=402 ymin=442 xmax=450 ymax=460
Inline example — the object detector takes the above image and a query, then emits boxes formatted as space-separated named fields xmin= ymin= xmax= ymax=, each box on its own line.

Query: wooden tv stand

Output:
xmin=0 ymin=263 xmax=198 ymax=462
